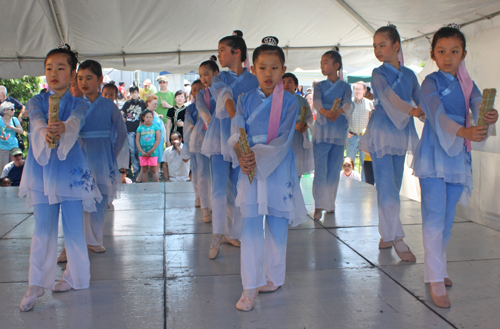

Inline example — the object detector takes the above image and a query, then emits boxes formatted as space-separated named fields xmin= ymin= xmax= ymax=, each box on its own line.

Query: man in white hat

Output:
xmin=155 ymin=75 xmax=175 ymax=136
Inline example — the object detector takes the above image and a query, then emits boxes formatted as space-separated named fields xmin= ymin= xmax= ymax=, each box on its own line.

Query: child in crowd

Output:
xmin=340 ymin=157 xmax=361 ymax=181
xmin=201 ymin=31 xmax=259 ymax=259
xmin=136 ymin=110 xmax=161 ymax=182
xmin=229 ymin=36 xmax=307 ymax=312
xmin=19 ymin=44 xmax=102 ymax=311
xmin=144 ymin=95 xmax=166 ymax=177
xmin=282 ymin=72 xmax=314 ymax=178
xmin=102 ymin=83 xmax=118 ymax=103
xmin=181 ymin=79 xmax=212 ymax=222
xmin=76 ymin=60 xmax=128 ymax=253
xmin=412 ymin=25 xmax=498 ymax=308
xmin=312 ymin=49 xmax=353 ymax=219
xmin=360 ymin=24 xmax=423 ymax=262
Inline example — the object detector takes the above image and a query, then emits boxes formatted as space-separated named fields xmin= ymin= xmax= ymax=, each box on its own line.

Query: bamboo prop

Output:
xmin=47 ymin=94 xmax=60 ymax=149
xmin=477 ymin=88 xmax=496 ymax=126
xmin=238 ymin=128 xmax=256 ymax=184
xmin=299 ymin=106 xmax=308 ymax=124
xmin=330 ymin=98 xmax=342 ymax=113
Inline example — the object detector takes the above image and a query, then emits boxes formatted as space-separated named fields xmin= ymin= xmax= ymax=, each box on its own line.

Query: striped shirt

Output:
xmin=349 ymin=97 xmax=373 ymax=134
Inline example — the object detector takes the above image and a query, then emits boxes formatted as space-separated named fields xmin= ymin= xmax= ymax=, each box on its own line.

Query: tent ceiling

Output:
xmin=1 ymin=0 xmax=500 ymax=78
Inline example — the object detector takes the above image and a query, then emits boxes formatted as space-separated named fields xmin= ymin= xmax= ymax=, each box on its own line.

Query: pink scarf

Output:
xmin=456 ymin=60 xmax=473 ymax=152
xmin=266 ymin=79 xmax=284 ymax=144
xmin=202 ymin=87 xmax=210 ymax=130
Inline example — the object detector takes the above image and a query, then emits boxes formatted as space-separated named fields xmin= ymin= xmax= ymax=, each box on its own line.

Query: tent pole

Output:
xmin=48 ymin=0 xmax=65 ymax=43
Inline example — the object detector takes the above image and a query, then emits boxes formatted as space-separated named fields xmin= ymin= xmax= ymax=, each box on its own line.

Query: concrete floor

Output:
xmin=1 ymin=177 xmax=500 ymax=328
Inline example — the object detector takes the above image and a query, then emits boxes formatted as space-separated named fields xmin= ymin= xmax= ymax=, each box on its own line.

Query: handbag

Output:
xmin=10 ymin=118 xmax=25 ymax=151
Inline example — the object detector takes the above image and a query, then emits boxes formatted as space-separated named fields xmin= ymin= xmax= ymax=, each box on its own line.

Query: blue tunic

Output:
xmin=19 ymin=90 xmax=102 ymax=212
xmin=229 ymin=88 xmax=307 ymax=226
xmin=203 ymin=69 xmax=259 ymax=161
xmin=191 ymin=88 xmax=215 ymax=154
xmin=181 ymin=103 xmax=198 ymax=159
xmin=79 ymin=94 xmax=128 ymax=200
xmin=312 ymin=79 xmax=353 ymax=145
xmin=360 ymin=63 xmax=421 ymax=157
xmin=412 ymin=70 xmax=483 ymax=203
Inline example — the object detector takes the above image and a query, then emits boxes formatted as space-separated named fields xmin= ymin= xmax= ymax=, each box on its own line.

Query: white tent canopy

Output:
xmin=1 ymin=0 xmax=500 ymax=78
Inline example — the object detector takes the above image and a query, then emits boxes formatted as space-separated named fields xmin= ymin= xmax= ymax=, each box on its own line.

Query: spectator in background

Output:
xmin=296 ymin=85 xmax=304 ymax=96
xmin=183 ymin=79 xmax=191 ymax=100
xmin=140 ymin=79 xmax=157 ymax=101
xmin=0 ymin=101 xmax=24 ymax=170
xmin=340 ymin=157 xmax=361 ymax=181
xmin=346 ymin=82 xmax=373 ymax=181
xmin=70 ymin=75 xmax=84 ymax=98
xmin=122 ymin=86 xmax=146 ymax=178
xmin=117 ymin=81 xmax=127 ymax=106
xmin=1 ymin=147 xmax=24 ymax=186
xmin=165 ymin=90 xmax=187 ymax=145
xmin=156 ymin=75 xmax=175 ymax=136
xmin=0 ymin=85 xmax=25 ymax=121
xmin=1 ymin=177 xmax=11 ymax=186
xmin=162 ymin=132 xmax=190 ymax=182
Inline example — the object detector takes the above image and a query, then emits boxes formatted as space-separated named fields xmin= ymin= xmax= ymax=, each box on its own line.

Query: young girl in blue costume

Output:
xmin=77 ymin=60 xmax=128 ymax=253
xmin=360 ymin=24 xmax=424 ymax=262
xmin=312 ymin=49 xmax=354 ymax=220
xmin=181 ymin=79 xmax=212 ymax=222
xmin=202 ymin=31 xmax=259 ymax=259
xmin=229 ymin=36 xmax=307 ymax=312
xmin=19 ymin=44 xmax=102 ymax=312
xmin=282 ymin=72 xmax=314 ymax=178
xmin=412 ymin=25 xmax=497 ymax=308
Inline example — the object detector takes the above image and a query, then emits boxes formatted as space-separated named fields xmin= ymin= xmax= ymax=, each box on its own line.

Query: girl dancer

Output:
xmin=19 ymin=44 xmax=102 ymax=311
xmin=312 ymin=49 xmax=353 ymax=219
xmin=282 ymin=73 xmax=314 ymax=178
xmin=413 ymin=25 xmax=497 ymax=308
xmin=229 ymin=36 xmax=307 ymax=311
xmin=202 ymin=31 xmax=259 ymax=259
xmin=360 ymin=24 xmax=423 ymax=261
xmin=136 ymin=110 xmax=161 ymax=182
xmin=77 ymin=60 xmax=128 ymax=253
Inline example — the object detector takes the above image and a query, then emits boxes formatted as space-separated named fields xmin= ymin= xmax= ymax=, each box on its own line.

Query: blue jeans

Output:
xmin=346 ymin=134 xmax=365 ymax=181
xmin=127 ymin=132 xmax=140 ymax=175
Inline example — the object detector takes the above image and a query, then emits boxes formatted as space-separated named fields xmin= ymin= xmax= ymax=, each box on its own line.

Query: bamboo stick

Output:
xmin=47 ymin=94 xmax=60 ymax=149
xmin=238 ymin=128 xmax=256 ymax=184
xmin=477 ymin=88 xmax=496 ymax=126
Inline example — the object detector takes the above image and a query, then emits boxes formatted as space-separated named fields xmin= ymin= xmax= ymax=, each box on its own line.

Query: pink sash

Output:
xmin=456 ymin=60 xmax=473 ymax=152
xmin=266 ymin=79 xmax=284 ymax=144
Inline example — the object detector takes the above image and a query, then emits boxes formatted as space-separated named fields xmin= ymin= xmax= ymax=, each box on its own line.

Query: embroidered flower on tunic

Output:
xmin=69 ymin=167 xmax=96 ymax=192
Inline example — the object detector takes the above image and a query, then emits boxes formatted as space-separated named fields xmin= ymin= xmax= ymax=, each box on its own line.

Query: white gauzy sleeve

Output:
xmin=313 ymin=84 xmax=327 ymax=126
xmin=210 ymin=75 xmax=233 ymax=120
xmin=57 ymin=100 xmax=87 ymax=161
xmin=112 ymin=104 xmax=129 ymax=168
xmin=227 ymin=100 xmax=246 ymax=167
xmin=421 ymin=78 xmax=463 ymax=157
xmin=27 ymin=97 xmax=51 ymax=166
xmin=196 ymin=92 xmax=212 ymax=126
xmin=253 ymin=98 xmax=298 ymax=179
xmin=372 ymin=70 xmax=413 ymax=130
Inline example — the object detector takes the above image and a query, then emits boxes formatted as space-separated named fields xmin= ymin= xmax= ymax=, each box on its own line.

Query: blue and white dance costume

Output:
xmin=80 ymin=94 xmax=128 ymax=247
xmin=312 ymin=79 xmax=353 ymax=211
xmin=292 ymin=94 xmax=314 ymax=177
xmin=412 ymin=71 xmax=495 ymax=283
xmin=228 ymin=88 xmax=307 ymax=289
xmin=360 ymin=63 xmax=421 ymax=243
xmin=202 ymin=69 xmax=258 ymax=239
xmin=181 ymin=102 xmax=200 ymax=199
xmin=19 ymin=90 xmax=102 ymax=290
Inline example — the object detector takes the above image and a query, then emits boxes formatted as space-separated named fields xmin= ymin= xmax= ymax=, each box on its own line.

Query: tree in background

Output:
xmin=0 ymin=76 xmax=41 ymax=105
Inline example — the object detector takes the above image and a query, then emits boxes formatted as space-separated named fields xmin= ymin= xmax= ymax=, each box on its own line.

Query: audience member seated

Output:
xmin=1 ymin=176 xmax=11 ymax=186
xmin=340 ymin=157 xmax=361 ymax=181
xmin=162 ymin=132 xmax=190 ymax=182
xmin=1 ymin=147 xmax=24 ymax=186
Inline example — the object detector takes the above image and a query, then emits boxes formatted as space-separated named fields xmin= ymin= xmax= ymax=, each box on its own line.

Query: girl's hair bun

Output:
xmin=262 ymin=36 xmax=279 ymax=46
xmin=332 ymin=45 xmax=340 ymax=52
xmin=210 ymin=55 xmax=217 ymax=62
xmin=232 ymin=30 xmax=243 ymax=37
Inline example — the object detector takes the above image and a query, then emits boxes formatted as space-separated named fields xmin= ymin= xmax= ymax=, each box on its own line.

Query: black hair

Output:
xmin=140 ymin=110 xmax=154 ymax=120
xmin=219 ymin=31 xmax=248 ymax=63
xmin=200 ymin=55 xmax=220 ymax=73
xmin=129 ymin=86 xmax=139 ymax=93
xmin=375 ymin=25 xmax=401 ymax=45
xmin=174 ymin=90 xmax=184 ymax=98
xmin=103 ymin=83 xmax=118 ymax=94
xmin=252 ymin=36 xmax=285 ymax=65
xmin=119 ymin=81 xmax=125 ymax=86
xmin=431 ymin=26 xmax=466 ymax=52
xmin=171 ymin=131 xmax=182 ymax=139
xmin=282 ymin=72 xmax=299 ymax=86
xmin=322 ymin=50 xmax=343 ymax=73
xmin=78 ymin=59 xmax=103 ymax=78
xmin=109 ymin=80 xmax=116 ymax=85
xmin=191 ymin=79 xmax=203 ymax=88
xmin=45 ymin=44 xmax=79 ymax=71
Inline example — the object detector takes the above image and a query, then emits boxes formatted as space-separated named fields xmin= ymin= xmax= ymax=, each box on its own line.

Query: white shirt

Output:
xmin=349 ymin=97 xmax=373 ymax=134
xmin=162 ymin=143 xmax=190 ymax=182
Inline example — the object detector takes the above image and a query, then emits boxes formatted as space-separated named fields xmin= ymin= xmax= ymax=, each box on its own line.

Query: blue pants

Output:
xmin=210 ymin=154 xmax=241 ymax=239
xmin=346 ymin=134 xmax=365 ymax=181
xmin=372 ymin=154 xmax=405 ymax=242
xmin=241 ymin=216 xmax=289 ymax=289
xmin=127 ymin=131 xmax=140 ymax=175
xmin=420 ymin=178 xmax=464 ymax=282
xmin=29 ymin=201 xmax=90 ymax=290
xmin=84 ymin=194 xmax=109 ymax=246
xmin=313 ymin=142 xmax=344 ymax=211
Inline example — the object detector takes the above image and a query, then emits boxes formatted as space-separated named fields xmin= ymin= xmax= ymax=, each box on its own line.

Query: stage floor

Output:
xmin=1 ymin=177 xmax=500 ymax=328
